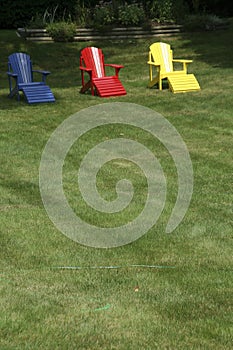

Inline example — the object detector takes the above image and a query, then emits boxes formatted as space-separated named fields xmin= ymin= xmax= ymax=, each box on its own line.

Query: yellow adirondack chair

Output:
xmin=148 ymin=42 xmax=200 ymax=93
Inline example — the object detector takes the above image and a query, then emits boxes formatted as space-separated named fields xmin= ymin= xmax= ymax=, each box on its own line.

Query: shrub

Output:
xmin=149 ymin=0 xmax=174 ymax=23
xmin=74 ymin=2 xmax=92 ymax=27
xmin=91 ymin=1 xmax=146 ymax=29
xmin=183 ymin=14 xmax=228 ymax=31
xmin=144 ymin=0 xmax=188 ymax=24
xmin=117 ymin=3 xmax=145 ymax=27
xmin=92 ymin=2 xmax=116 ymax=29
xmin=46 ymin=21 xmax=76 ymax=42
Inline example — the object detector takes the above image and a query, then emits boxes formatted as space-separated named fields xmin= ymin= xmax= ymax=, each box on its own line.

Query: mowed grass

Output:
xmin=0 ymin=23 xmax=233 ymax=349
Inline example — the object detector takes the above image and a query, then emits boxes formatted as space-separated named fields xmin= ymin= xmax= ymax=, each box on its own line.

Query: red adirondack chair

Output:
xmin=79 ymin=47 xmax=127 ymax=97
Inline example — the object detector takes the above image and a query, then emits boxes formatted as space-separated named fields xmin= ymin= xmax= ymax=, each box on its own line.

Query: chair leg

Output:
xmin=149 ymin=66 xmax=153 ymax=84
xmin=8 ymin=86 xmax=20 ymax=100
xmin=80 ymin=81 xmax=93 ymax=95
xmin=159 ymin=79 xmax=162 ymax=90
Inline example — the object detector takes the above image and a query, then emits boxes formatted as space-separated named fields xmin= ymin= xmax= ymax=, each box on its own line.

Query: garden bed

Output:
xmin=17 ymin=24 xmax=183 ymax=42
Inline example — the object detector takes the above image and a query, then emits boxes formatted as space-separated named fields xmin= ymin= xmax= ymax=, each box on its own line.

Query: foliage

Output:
xmin=92 ymin=1 xmax=116 ymax=29
xmin=90 ymin=1 xmax=146 ymax=29
xmin=144 ymin=0 xmax=189 ymax=24
xmin=149 ymin=0 xmax=174 ymax=23
xmin=118 ymin=3 xmax=145 ymax=26
xmin=187 ymin=0 xmax=233 ymax=16
xmin=0 ymin=0 xmax=78 ymax=29
xmin=183 ymin=14 xmax=229 ymax=31
xmin=74 ymin=1 xmax=92 ymax=27
xmin=1 ymin=0 xmax=233 ymax=29
xmin=170 ymin=0 xmax=190 ymax=23
xmin=27 ymin=13 xmax=47 ymax=29
xmin=27 ymin=6 xmax=59 ymax=29
xmin=46 ymin=21 xmax=76 ymax=42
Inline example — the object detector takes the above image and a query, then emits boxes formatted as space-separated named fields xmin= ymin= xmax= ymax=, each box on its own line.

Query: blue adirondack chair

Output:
xmin=7 ymin=52 xmax=55 ymax=104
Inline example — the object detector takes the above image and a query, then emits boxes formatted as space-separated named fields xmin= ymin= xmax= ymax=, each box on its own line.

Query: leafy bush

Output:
xmin=183 ymin=14 xmax=229 ymax=31
xmin=144 ymin=0 xmax=189 ymax=24
xmin=118 ymin=3 xmax=145 ymax=27
xmin=74 ymin=2 xmax=92 ymax=27
xmin=92 ymin=2 xmax=116 ymax=29
xmin=149 ymin=0 xmax=174 ymax=23
xmin=170 ymin=0 xmax=190 ymax=23
xmin=91 ymin=1 xmax=146 ymax=29
xmin=46 ymin=21 xmax=76 ymax=42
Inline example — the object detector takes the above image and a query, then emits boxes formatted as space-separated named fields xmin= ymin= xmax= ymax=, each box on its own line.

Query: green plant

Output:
xmin=183 ymin=14 xmax=228 ymax=31
xmin=150 ymin=0 xmax=174 ymax=23
xmin=27 ymin=13 xmax=47 ymax=29
xmin=74 ymin=1 xmax=92 ymax=27
xmin=171 ymin=0 xmax=190 ymax=23
xmin=118 ymin=3 xmax=145 ymax=27
xmin=46 ymin=21 xmax=76 ymax=42
xmin=27 ymin=6 xmax=59 ymax=29
xmin=43 ymin=5 xmax=59 ymax=24
xmin=92 ymin=2 xmax=116 ymax=29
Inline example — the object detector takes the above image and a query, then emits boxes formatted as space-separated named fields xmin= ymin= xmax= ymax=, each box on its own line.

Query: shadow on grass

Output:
xmin=0 ymin=22 xmax=233 ymax=95
xmin=1 ymin=178 xmax=42 ymax=207
xmin=178 ymin=19 xmax=233 ymax=69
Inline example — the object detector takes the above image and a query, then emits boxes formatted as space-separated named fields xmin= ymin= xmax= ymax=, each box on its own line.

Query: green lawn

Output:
xmin=0 ymin=23 xmax=233 ymax=350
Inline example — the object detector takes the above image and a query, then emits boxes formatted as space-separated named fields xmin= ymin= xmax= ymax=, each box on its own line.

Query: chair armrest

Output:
xmin=104 ymin=63 xmax=124 ymax=77
xmin=172 ymin=59 xmax=193 ymax=73
xmin=147 ymin=61 xmax=161 ymax=67
xmin=173 ymin=59 xmax=193 ymax=63
xmin=32 ymin=70 xmax=51 ymax=83
xmin=7 ymin=72 xmax=18 ymax=78
xmin=80 ymin=66 xmax=93 ymax=82
xmin=105 ymin=64 xmax=124 ymax=69
xmin=33 ymin=70 xmax=51 ymax=75
xmin=80 ymin=67 xmax=92 ymax=72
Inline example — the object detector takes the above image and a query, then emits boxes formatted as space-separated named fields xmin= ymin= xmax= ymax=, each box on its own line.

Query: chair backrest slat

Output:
xmin=8 ymin=53 xmax=33 ymax=83
xmin=149 ymin=42 xmax=173 ymax=73
xmin=80 ymin=47 xmax=105 ymax=78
